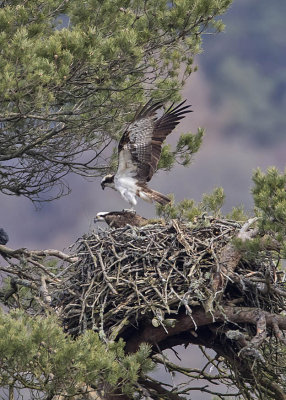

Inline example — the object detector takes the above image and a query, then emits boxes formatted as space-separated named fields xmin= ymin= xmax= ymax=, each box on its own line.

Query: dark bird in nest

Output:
xmin=101 ymin=99 xmax=192 ymax=207
xmin=94 ymin=210 xmax=149 ymax=228
xmin=0 ymin=228 xmax=9 ymax=245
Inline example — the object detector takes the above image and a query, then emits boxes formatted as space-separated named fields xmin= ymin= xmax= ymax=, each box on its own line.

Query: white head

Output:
xmin=94 ymin=212 xmax=109 ymax=223
xmin=101 ymin=174 xmax=115 ymax=190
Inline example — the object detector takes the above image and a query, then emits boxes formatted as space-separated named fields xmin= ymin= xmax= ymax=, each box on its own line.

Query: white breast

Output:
xmin=114 ymin=175 xmax=138 ymax=206
xmin=114 ymin=175 xmax=137 ymax=192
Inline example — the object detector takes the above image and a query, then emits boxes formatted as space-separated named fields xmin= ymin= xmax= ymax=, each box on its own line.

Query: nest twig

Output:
xmin=52 ymin=219 xmax=284 ymax=340
xmin=1 ymin=217 xmax=286 ymax=399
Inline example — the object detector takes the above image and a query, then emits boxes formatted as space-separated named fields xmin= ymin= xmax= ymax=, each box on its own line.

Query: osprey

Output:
xmin=95 ymin=210 xmax=149 ymax=228
xmin=101 ymin=100 xmax=192 ymax=206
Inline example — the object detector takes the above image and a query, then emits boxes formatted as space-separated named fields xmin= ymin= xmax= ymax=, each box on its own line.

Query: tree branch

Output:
xmin=125 ymin=306 xmax=286 ymax=353
xmin=138 ymin=377 xmax=187 ymax=400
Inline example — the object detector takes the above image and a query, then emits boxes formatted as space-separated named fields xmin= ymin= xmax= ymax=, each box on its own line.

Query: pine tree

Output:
xmin=1 ymin=1 xmax=286 ymax=400
xmin=0 ymin=0 xmax=229 ymax=201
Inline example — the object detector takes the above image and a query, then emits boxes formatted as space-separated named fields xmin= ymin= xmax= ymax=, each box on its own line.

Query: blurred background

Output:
xmin=1 ymin=0 xmax=286 ymax=254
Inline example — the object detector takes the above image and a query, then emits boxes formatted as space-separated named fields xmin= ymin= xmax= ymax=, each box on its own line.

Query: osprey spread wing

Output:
xmin=101 ymin=100 xmax=192 ymax=206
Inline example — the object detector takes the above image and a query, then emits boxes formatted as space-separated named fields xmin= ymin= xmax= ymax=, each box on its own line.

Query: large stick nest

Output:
xmin=54 ymin=218 xmax=283 ymax=340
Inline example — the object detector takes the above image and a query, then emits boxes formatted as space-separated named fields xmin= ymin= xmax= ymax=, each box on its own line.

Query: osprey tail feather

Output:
xmin=139 ymin=187 xmax=171 ymax=205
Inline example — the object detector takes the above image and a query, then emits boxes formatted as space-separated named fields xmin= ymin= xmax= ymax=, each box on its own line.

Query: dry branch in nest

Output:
xmin=52 ymin=218 xmax=286 ymax=399
xmin=53 ymin=218 xmax=285 ymax=341
xmin=1 ymin=217 xmax=286 ymax=399
xmin=55 ymin=219 xmax=240 ymax=338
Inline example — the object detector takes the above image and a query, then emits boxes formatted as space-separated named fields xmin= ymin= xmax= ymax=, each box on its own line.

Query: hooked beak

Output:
xmin=94 ymin=215 xmax=103 ymax=223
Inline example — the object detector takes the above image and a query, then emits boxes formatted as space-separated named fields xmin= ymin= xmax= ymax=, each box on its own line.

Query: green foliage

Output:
xmin=202 ymin=187 xmax=225 ymax=216
xmin=0 ymin=0 xmax=232 ymax=200
xmin=226 ymin=205 xmax=248 ymax=222
xmin=156 ymin=187 xmax=225 ymax=221
xmin=249 ymin=166 xmax=286 ymax=259
xmin=157 ymin=144 xmax=176 ymax=170
xmin=157 ymin=128 xmax=204 ymax=171
xmin=232 ymin=236 xmax=266 ymax=263
xmin=0 ymin=309 xmax=153 ymax=397
xmin=156 ymin=194 xmax=202 ymax=221
xmin=252 ymin=167 xmax=286 ymax=240
xmin=175 ymin=127 xmax=204 ymax=166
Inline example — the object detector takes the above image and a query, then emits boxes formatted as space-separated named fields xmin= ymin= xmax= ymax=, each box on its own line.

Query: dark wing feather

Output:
xmin=118 ymin=100 xmax=162 ymax=152
xmin=147 ymin=100 xmax=192 ymax=181
xmin=117 ymin=100 xmax=192 ymax=183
